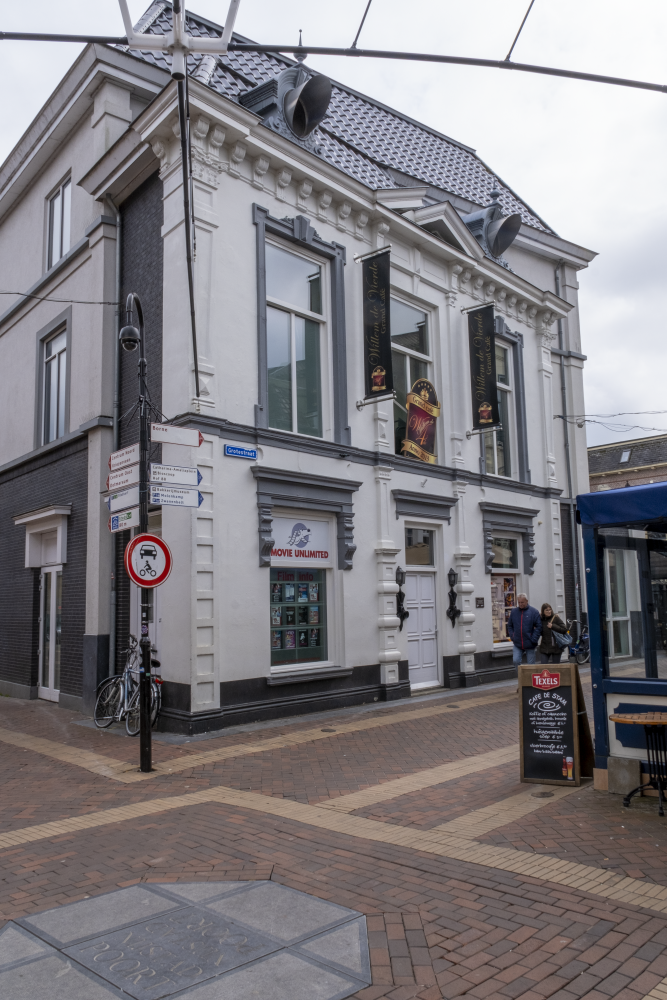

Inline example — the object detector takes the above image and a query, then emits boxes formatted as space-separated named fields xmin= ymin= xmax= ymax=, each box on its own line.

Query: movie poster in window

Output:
xmin=362 ymin=249 xmax=393 ymax=399
xmin=401 ymin=378 xmax=440 ymax=464
xmin=468 ymin=305 xmax=500 ymax=430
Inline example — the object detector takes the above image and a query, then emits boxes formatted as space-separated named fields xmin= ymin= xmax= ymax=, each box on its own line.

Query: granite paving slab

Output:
xmin=0 ymin=882 xmax=370 ymax=1000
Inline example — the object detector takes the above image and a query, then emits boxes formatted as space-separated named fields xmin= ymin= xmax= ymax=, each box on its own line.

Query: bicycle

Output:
xmin=94 ymin=634 xmax=162 ymax=735
xmin=567 ymin=619 xmax=591 ymax=664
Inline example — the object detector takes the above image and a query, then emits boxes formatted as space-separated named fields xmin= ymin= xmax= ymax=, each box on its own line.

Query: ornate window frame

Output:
xmin=479 ymin=501 xmax=539 ymax=575
xmin=251 ymin=466 xmax=362 ymax=569
xmin=253 ymin=205 xmax=350 ymax=445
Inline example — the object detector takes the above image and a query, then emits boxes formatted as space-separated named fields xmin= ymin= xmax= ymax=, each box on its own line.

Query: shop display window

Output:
xmin=270 ymin=568 xmax=327 ymax=667
xmin=491 ymin=575 xmax=516 ymax=644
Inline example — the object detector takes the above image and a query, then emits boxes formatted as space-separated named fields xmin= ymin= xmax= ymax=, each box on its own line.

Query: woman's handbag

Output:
xmin=547 ymin=615 xmax=571 ymax=649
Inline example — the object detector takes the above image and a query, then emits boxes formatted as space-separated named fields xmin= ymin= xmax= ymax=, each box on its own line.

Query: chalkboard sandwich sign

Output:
xmin=519 ymin=664 xmax=593 ymax=786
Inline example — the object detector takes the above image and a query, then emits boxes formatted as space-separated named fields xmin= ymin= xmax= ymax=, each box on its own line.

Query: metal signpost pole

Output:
xmin=120 ymin=293 xmax=152 ymax=773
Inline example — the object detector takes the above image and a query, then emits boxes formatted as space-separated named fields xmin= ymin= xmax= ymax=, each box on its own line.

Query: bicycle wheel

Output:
xmin=125 ymin=688 xmax=141 ymax=737
xmin=94 ymin=678 xmax=121 ymax=729
xmin=126 ymin=684 xmax=159 ymax=736
xmin=576 ymin=647 xmax=590 ymax=665
xmin=151 ymin=680 xmax=161 ymax=728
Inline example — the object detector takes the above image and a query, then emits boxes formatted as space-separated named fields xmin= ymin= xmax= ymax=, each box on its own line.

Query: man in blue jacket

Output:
xmin=507 ymin=594 xmax=542 ymax=666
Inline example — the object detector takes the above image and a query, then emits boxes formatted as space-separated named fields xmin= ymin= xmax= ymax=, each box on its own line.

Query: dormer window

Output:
xmin=620 ymin=449 xmax=631 ymax=464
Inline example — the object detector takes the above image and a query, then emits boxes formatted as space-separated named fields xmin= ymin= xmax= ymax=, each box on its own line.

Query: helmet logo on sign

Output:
xmin=124 ymin=534 xmax=173 ymax=589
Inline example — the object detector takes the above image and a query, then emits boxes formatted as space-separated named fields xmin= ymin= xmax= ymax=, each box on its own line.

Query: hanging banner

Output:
xmin=362 ymin=249 xmax=393 ymax=398
xmin=468 ymin=304 xmax=500 ymax=430
xmin=401 ymin=378 xmax=440 ymax=464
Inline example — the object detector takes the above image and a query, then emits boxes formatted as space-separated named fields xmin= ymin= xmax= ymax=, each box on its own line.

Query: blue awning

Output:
xmin=577 ymin=481 xmax=667 ymax=526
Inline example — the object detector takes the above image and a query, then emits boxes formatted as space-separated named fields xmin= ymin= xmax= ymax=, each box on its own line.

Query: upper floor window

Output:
xmin=43 ymin=330 xmax=67 ymax=443
xmin=266 ymin=243 xmax=323 ymax=437
xmin=620 ymin=449 xmax=631 ymax=464
xmin=482 ymin=342 xmax=513 ymax=477
xmin=392 ymin=301 xmax=430 ymax=454
xmin=48 ymin=180 xmax=71 ymax=269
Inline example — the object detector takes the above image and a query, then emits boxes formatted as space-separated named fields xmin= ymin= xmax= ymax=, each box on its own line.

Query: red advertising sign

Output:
xmin=532 ymin=669 xmax=560 ymax=689
xmin=124 ymin=533 xmax=173 ymax=588
xmin=401 ymin=378 xmax=440 ymax=464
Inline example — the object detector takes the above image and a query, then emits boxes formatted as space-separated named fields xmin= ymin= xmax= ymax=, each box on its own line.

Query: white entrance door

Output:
xmin=39 ymin=566 xmax=62 ymax=701
xmin=406 ymin=571 xmax=439 ymax=688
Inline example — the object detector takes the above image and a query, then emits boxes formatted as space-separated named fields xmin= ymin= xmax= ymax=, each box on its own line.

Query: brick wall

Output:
xmin=0 ymin=437 xmax=88 ymax=696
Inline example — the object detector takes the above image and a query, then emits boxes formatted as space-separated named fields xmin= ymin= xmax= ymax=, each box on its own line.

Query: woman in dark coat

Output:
xmin=539 ymin=603 xmax=569 ymax=664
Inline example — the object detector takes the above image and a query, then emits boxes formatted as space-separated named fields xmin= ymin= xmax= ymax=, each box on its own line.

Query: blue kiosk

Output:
xmin=578 ymin=482 xmax=667 ymax=791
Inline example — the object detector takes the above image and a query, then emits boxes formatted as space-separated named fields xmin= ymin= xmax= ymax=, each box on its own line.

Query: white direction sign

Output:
xmin=150 ymin=462 xmax=202 ymax=487
xmin=107 ymin=464 xmax=139 ymax=491
xmin=105 ymin=486 xmax=139 ymax=513
xmin=109 ymin=442 xmax=139 ymax=472
xmin=149 ymin=486 xmax=203 ymax=508
xmin=151 ymin=424 xmax=204 ymax=448
xmin=109 ymin=508 xmax=140 ymax=533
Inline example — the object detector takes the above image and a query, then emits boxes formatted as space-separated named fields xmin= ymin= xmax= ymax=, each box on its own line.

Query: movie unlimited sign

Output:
xmin=271 ymin=517 xmax=331 ymax=565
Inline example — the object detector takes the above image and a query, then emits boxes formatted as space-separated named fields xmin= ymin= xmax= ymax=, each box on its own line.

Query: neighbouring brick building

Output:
xmin=588 ymin=434 xmax=667 ymax=492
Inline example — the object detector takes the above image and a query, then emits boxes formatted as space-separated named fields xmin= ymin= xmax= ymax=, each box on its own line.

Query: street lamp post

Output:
xmin=119 ymin=292 xmax=152 ymax=773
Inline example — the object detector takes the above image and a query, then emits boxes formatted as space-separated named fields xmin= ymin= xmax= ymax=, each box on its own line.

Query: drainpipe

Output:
xmin=107 ymin=194 xmax=122 ymax=676
xmin=555 ymin=262 xmax=581 ymax=639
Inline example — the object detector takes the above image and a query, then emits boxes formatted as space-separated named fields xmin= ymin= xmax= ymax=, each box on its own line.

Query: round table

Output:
xmin=609 ymin=713 xmax=667 ymax=816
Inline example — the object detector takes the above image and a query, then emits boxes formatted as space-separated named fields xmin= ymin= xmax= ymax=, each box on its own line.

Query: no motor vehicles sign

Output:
xmin=124 ymin=533 xmax=173 ymax=588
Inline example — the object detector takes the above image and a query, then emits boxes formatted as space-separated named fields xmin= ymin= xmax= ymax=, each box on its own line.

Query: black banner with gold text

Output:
xmin=362 ymin=249 xmax=393 ymax=398
xmin=468 ymin=305 xmax=499 ymax=430
xmin=402 ymin=379 xmax=440 ymax=464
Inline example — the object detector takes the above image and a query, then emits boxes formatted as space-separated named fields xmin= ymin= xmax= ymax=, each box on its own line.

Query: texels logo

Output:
xmin=287 ymin=522 xmax=311 ymax=548
xmin=532 ymin=669 xmax=560 ymax=689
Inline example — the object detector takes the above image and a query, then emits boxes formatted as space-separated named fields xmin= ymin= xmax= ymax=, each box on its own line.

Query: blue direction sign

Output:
xmin=149 ymin=486 xmax=203 ymax=508
xmin=224 ymin=444 xmax=257 ymax=460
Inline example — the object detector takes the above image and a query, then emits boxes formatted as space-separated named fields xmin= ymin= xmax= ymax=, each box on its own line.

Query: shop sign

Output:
xmin=468 ymin=304 xmax=500 ymax=430
xmin=362 ymin=248 xmax=393 ymax=399
xmin=532 ymin=669 xmax=560 ymax=689
xmin=519 ymin=663 xmax=594 ymax=786
xmin=270 ymin=517 xmax=331 ymax=565
xmin=401 ymin=378 xmax=440 ymax=464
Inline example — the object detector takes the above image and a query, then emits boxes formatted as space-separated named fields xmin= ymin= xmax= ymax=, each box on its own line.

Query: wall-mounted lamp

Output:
xmin=395 ymin=565 xmax=409 ymax=631
xmin=446 ymin=567 xmax=461 ymax=628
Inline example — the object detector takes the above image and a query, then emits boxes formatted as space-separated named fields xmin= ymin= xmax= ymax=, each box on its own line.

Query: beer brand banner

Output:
xmin=468 ymin=305 xmax=500 ymax=430
xmin=402 ymin=378 xmax=440 ymax=464
xmin=362 ymin=249 xmax=393 ymax=398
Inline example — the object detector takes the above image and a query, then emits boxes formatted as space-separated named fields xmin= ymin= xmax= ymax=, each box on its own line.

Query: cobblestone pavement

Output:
xmin=2 ymin=676 xmax=667 ymax=999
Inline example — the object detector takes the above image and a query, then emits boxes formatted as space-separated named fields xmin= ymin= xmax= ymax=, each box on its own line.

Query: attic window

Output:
xmin=620 ymin=449 xmax=631 ymax=464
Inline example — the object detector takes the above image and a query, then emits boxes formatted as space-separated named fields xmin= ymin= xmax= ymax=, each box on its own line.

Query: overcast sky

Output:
xmin=1 ymin=0 xmax=665 ymax=447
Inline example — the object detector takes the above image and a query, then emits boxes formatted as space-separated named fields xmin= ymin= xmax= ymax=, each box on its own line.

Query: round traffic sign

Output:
xmin=124 ymin=533 xmax=173 ymax=588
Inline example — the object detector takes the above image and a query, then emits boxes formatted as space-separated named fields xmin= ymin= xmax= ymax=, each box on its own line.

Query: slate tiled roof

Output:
xmin=588 ymin=436 xmax=667 ymax=475
xmin=125 ymin=2 xmax=553 ymax=233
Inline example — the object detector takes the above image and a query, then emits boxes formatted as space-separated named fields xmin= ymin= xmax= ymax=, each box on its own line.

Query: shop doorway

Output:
xmin=405 ymin=571 xmax=438 ymax=688
xmin=38 ymin=566 xmax=62 ymax=701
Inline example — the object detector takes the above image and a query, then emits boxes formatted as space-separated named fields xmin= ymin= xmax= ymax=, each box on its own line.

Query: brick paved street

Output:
xmin=2 ymin=676 xmax=667 ymax=998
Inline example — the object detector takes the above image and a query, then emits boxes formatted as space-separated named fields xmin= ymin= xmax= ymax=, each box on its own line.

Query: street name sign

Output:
xmin=224 ymin=444 xmax=258 ymax=460
xmin=150 ymin=462 xmax=202 ymax=487
xmin=109 ymin=442 xmax=139 ymax=472
xmin=107 ymin=464 xmax=140 ymax=491
xmin=150 ymin=424 xmax=204 ymax=447
xmin=109 ymin=508 xmax=140 ymax=533
xmin=105 ymin=485 xmax=139 ymax=513
xmin=149 ymin=486 xmax=203 ymax=508
xmin=124 ymin=533 xmax=173 ymax=588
